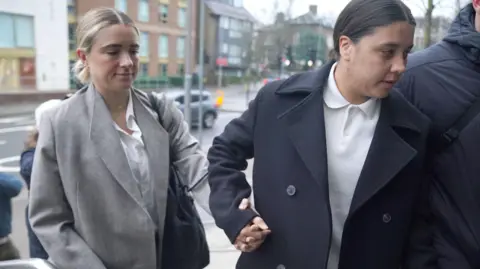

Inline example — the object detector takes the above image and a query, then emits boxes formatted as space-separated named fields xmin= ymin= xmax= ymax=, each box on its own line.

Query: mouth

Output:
xmin=381 ymin=80 xmax=396 ymax=86
xmin=116 ymin=73 xmax=133 ymax=77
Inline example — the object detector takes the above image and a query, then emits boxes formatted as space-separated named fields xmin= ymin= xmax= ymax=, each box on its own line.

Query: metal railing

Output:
xmin=0 ymin=259 xmax=57 ymax=269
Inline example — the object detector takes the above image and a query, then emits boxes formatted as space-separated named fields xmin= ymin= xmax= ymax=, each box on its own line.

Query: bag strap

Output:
xmin=438 ymin=97 xmax=480 ymax=151
xmin=147 ymin=92 xmax=207 ymax=192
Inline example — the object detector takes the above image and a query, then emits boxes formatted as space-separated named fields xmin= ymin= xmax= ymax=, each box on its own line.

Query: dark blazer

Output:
xmin=208 ymin=61 xmax=435 ymax=269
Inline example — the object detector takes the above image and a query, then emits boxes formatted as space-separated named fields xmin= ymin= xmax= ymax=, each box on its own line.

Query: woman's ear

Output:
xmin=338 ymin=35 xmax=353 ymax=62
xmin=76 ymin=49 xmax=87 ymax=66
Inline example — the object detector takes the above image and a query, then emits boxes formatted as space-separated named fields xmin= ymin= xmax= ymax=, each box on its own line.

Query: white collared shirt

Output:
xmin=324 ymin=63 xmax=381 ymax=269
xmin=113 ymin=91 xmax=156 ymax=224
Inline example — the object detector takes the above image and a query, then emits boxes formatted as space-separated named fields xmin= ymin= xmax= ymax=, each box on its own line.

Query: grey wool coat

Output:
xmin=28 ymin=84 xmax=211 ymax=269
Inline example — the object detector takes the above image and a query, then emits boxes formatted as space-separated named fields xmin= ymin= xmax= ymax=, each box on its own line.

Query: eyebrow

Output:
xmin=379 ymin=42 xmax=414 ymax=50
xmin=101 ymin=44 xmax=139 ymax=49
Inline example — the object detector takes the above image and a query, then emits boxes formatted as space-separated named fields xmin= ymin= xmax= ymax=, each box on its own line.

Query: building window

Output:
xmin=230 ymin=18 xmax=241 ymax=30
xmin=228 ymin=57 xmax=241 ymax=65
xmin=15 ymin=16 xmax=34 ymax=48
xmin=68 ymin=23 xmax=76 ymax=50
xmin=140 ymin=32 xmax=149 ymax=57
xmin=178 ymin=8 xmax=186 ymax=28
xmin=138 ymin=0 xmax=149 ymax=22
xmin=0 ymin=14 xmax=15 ymax=48
xmin=140 ymin=63 xmax=149 ymax=76
xmin=158 ymin=35 xmax=168 ymax=58
xmin=243 ymin=21 xmax=251 ymax=31
xmin=229 ymin=30 xmax=242 ymax=38
xmin=0 ymin=13 xmax=34 ymax=48
xmin=158 ymin=4 xmax=168 ymax=23
xmin=221 ymin=43 xmax=228 ymax=54
xmin=115 ymin=0 xmax=127 ymax=13
xmin=158 ymin=64 xmax=168 ymax=76
xmin=219 ymin=16 xmax=229 ymax=29
xmin=233 ymin=0 xmax=243 ymax=7
xmin=176 ymin=37 xmax=185 ymax=59
xmin=177 ymin=63 xmax=184 ymax=75
xmin=67 ymin=0 xmax=76 ymax=15
xmin=229 ymin=45 xmax=241 ymax=57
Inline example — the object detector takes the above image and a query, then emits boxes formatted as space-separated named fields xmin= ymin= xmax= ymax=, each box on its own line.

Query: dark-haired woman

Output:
xmin=207 ymin=0 xmax=435 ymax=268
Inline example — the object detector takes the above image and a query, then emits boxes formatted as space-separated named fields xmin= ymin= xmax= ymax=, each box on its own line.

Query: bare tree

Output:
xmin=424 ymin=0 xmax=435 ymax=47
xmin=406 ymin=0 xmax=443 ymax=48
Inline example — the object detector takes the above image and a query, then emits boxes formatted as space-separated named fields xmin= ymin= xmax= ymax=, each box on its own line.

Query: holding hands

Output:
xmin=234 ymin=198 xmax=271 ymax=252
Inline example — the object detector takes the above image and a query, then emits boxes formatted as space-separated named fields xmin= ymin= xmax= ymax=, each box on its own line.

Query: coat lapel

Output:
xmin=349 ymin=92 xmax=419 ymax=215
xmin=88 ymin=86 xmax=145 ymax=209
xmin=131 ymin=92 xmax=170 ymax=229
xmin=278 ymin=62 xmax=333 ymax=189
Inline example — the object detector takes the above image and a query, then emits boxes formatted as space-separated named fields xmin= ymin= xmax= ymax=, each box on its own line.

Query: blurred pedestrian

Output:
xmin=20 ymin=99 xmax=63 ymax=259
xmin=0 ymin=172 xmax=23 ymax=261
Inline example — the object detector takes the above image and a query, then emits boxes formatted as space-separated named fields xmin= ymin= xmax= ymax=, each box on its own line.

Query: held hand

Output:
xmin=235 ymin=198 xmax=271 ymax=252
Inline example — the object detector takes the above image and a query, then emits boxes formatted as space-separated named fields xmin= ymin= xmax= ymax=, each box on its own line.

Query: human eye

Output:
xmin=106 ymin=50 xmax=119 ymax=56
xmin=381 ymin=49 xmax=395 ymax=59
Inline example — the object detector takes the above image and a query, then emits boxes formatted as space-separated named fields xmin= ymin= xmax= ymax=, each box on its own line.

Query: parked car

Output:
xmin=164 ymin=89 xmax=219 ymax=129
xmin=262 ymin=73 xmax=290 ymax=85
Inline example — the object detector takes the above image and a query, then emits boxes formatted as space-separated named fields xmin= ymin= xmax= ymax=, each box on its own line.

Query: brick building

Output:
xmin=68 ymin=0 xmax=196 ymax=78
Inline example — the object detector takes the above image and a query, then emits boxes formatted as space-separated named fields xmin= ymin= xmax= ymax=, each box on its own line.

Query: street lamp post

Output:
xmin=183 ymin=0 xmax=193 ymax=127
xmin=197 ymin=0 xmax=205 ymax=144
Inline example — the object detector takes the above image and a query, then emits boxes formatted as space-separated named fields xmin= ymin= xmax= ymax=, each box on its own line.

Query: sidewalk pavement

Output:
xmin=204 ymin=223 xmax=241 ymax=269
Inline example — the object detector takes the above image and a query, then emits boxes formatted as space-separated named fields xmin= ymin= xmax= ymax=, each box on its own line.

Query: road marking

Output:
xmin=0 ymin=116 xmax=32 ymax=124
xmin=0 ymin=156 xmax=20 ymax=173
xmin=0 ymin=140 xmax=6 ymax=145
xmin=15 ymin=119 xmax=35 ymax=126
xmin=0 ymin=125 xmax=34 ymax=134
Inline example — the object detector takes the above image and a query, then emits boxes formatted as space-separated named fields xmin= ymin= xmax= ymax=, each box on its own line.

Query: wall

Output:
xmin=34 ymin=0 xmax=70 ymax=90
xmin=0 ymin=0 xmax=70 ymax=91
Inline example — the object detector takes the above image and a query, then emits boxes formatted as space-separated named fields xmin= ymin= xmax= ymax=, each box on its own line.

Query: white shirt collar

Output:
xmin=125 ymin=90 xmax=139 ymax=131
xmin=323 ymin=62 xmax=379 ymax=119
xmin=126 ymin=90 xmax=134 ymax=119
xmin=113 ymin=90 xmax=140 ymax=133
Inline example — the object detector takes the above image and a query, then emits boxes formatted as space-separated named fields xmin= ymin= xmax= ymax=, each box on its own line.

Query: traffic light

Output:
xmin=310 ymin=49 xmax=317 ymax=65
xmin=286 ymin=46 xmax=293 ymax=61
xmin=304 ymin=48 xmax=317 ymax=70
xmin=277 ymin=55 xmax=283 ymax=70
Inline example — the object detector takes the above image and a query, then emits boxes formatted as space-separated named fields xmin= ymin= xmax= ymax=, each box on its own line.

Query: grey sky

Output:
xmin=244 ymin=0 xmax=471 ymax=24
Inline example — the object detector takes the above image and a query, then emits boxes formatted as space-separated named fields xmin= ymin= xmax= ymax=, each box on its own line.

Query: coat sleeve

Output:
xmin=29 ymin=111 xmax=107 ymax=269
xmin=20 ymin=148 xmax=35 ymax=189
xmin=207 ymin=89 xmax=264 ymax=243
xmin=0 ymin=172 xmax=23 ymax=198
xmin=155 ymin=92 xmax=211 ymax=215
xmin=401 ymin=165 xmax=438 ymax=269
xmin=397 ymin=73 xmax=438 ymax=268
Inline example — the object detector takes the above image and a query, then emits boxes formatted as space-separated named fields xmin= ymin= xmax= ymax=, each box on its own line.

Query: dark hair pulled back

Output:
xmin=332 ymin=0 xmax=416 ymax=58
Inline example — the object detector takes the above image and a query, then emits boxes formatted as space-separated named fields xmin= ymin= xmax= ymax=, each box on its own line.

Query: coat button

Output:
xmin=382 ymin=213 xmax=392 ymax=223
xmin=286 ymin=185 xmax=296 ymax=196
xmin=276 ymin=264 xmax=286 ymax=269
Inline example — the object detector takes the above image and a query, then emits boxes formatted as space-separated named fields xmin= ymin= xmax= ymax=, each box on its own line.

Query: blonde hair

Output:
xmin=73 ymin=7 xmax=139 ymax=84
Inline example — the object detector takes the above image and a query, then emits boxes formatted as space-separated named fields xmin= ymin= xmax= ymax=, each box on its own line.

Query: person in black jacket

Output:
xmin=208 ymin=0 xmax=435 ymax=268
xmin=396 ymin=2 xmax=480 ymax=268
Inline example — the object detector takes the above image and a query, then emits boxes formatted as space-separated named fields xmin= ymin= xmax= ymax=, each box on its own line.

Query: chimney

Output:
xmin=309 ymin=5 xmax=317 ymax=15
xmin=275 ymin=12 xmax=285 ymax=24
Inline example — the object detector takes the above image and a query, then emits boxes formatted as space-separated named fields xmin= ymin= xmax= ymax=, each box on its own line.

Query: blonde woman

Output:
xmin=29 ymin=7 xmax=211 ymax=269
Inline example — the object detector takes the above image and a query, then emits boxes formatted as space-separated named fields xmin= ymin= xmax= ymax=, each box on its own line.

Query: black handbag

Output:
xmin=147 ymin=92 xmax=210 ymax=269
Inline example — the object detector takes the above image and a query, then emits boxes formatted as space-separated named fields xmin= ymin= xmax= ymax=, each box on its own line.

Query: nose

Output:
xmin=391 ymin=54 xmax=407 ymax=75
xmin=119 ymin=51 xmax=133 ymax=67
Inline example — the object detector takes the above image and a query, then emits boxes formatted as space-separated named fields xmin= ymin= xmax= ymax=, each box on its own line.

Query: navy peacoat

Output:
xmin=208 ymin=61 xmax=434 ymax=269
